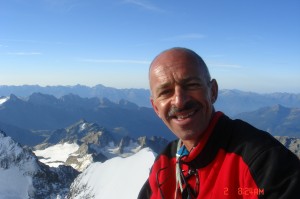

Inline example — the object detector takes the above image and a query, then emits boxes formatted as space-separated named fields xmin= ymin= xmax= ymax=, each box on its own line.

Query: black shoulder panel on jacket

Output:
xmin=138 ymin=180 xmax=151 ymax=199
xmin=156 ymin=139 xmax=179 ymax=159
xmin=214 ymin=114 xmax=300 ymax=198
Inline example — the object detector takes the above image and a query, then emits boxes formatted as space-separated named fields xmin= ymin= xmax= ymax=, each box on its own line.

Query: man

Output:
xmin=138 ymin=47 xmax=300 ymax=199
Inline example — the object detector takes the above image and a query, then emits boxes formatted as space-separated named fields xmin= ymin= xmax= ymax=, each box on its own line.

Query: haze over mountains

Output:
xmin=0 ymin=84 xmax=151 ymax=108
xmin=235 ymin=104 xmax=300 ymax=137
xmin=1 ymin=84 xmax=300 ymax=115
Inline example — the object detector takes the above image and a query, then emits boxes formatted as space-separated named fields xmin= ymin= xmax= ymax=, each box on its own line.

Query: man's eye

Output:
xmin=158 ymin=89 xmax=172 ymax=97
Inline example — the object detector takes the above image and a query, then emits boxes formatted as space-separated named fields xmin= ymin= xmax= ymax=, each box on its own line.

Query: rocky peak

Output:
xmin=118 ymin=99 xmax=139 ymax=109
xmin=118 ymin=136 xmax=135 ymax=154
xmin=137 ymin=136 xmax=169 ymax=154
xmin=0 ymin=130 xmax=38 ymax=170
xmin=28 ymin=92 xmax=59 ymax=106
xmin=0 ymin=130 xmax=79 ymax=198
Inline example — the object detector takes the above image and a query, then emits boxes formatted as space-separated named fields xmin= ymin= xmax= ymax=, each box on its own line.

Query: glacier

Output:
xmin=68 ymin=147 xmax=155 ymax=199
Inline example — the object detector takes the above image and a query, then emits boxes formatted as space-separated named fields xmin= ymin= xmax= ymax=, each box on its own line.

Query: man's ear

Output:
xmin=150 ymin=97 xmax=161 ymax=118
xmin=210 ymin=79 xmax=218 ymax=104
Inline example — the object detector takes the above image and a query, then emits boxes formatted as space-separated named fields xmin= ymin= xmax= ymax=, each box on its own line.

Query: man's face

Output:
xmin=150 ymin=50 xmax=217 ymax=142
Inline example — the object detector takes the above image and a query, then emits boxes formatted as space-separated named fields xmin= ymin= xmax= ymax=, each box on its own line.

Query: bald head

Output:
xmin=149 ymin=47 xmax=211 ymax=92
xmin=149 ymin=47 xmax=211 ymax=93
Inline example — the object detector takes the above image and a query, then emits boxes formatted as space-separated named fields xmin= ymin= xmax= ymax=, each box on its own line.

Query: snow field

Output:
xmin=73 ymin=147 xmax=155 ymax=199
xmin=34 ymin=143 xmax=80 ymax=167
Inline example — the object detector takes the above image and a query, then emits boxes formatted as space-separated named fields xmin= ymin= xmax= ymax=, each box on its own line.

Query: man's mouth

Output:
xmin=167 ymin=101 xmax=200 ymax=121
xmin=168 ymin=108 xmax=199 ymax=122
xmin=174 ymin=110 xmax=197 ymax=120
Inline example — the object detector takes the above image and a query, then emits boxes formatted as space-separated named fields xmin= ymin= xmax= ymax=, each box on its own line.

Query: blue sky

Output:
xmin=0 ymin=0 xmax=299 ymax=93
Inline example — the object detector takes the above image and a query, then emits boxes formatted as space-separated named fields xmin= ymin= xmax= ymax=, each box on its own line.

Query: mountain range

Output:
xmin=215 ymin=89 xmax=300 ymax=115
xmin=1 ymin=89 xmax=300 ymax=144
xmin=0 ymin=84 xmax=151 ymax=107
xmin=0 ymin=92 xmax=173 ymax=146
xmin=235 ymin=104 xmax=300 ymax=137
xmin=1 ymin=85 xmax=300 ymax=115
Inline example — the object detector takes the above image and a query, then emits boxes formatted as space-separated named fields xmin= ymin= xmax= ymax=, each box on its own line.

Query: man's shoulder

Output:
xmin=217 ymin=115 xmax=300 ymax=198
xmin=156 ymin=139 xmax=178 ymax=159
xmin=216 ymin=114 xmax=298 ymax=164
xmin=218 ymin=113 xmax=281 ymax=146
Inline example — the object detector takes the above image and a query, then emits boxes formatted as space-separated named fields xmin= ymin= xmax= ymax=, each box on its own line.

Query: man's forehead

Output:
xmin=151 ymin=49 xmax=195 ymax=65
xmin=150 ymin=49 xmax=203 ymax=73
xmin=151 ymin=63 xmax=204 ymax=86
xmin=149 ymin=48 xmax=210 ymax=88
xmin=150 ymin=59 xmax=202 ymax=78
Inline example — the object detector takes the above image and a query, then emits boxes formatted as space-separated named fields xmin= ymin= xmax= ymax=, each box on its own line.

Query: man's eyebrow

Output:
xmin=179 ymin=76 xmax=204 ymax=84
xmin=155 ymin=82 xmax=172 ymax=93
xmin=165 ymin=76 xmax=203 ymax=86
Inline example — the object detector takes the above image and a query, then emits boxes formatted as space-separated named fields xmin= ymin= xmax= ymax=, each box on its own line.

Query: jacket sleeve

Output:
xmin=137 ymin=179 xmax=152 ymax=199
xmin=249 ymin=145 xmax=300 ymax=199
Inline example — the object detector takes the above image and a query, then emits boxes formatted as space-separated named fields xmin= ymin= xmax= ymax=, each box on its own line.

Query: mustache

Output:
xmin=168 ymin=101 xmax=199 ymax=118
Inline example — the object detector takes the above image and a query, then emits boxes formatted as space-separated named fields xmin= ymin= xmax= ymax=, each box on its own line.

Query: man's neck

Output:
xmin=183 ymin=110 xmax=217 ymax=152
xmin=182 ymin=140 xmax=198 ymax=152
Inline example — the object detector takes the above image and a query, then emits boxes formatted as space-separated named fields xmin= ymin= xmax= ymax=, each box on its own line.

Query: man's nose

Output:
xmin=172 ymin=86 xmax=189 ymax=108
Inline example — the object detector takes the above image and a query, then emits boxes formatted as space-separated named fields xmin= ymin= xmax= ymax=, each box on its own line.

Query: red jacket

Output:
xmin=138 ymin=112 xmax=300 ymax=199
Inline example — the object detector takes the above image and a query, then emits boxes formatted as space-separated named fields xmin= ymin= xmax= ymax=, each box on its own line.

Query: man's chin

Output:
xmin=175 ymin=130 xmax=201 ymax=141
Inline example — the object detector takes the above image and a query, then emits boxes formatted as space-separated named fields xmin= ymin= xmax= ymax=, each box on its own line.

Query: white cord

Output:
xmin=175 ymin=140 xmax=183 ymax=198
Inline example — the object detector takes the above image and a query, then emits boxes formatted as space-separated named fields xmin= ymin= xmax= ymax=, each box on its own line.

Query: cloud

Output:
xmin=42 ymin=0 xmax=84 ymax=12
xmin=209 ymin=63 xmax=243 ymax=69
xmin=162 ymin=33 xmax=206 ymax=41
xmin=123 ymin=0 xmax=164 ymax=12
xmin=81 ymin=59 xmax=150 ymax=65
xmin=206 ymin=54 xmax=226 ymax=58
xmin=7 ymin=52 xmax=42 ymax=56
xmin=0 ymin=39 xmax=68 ymax=46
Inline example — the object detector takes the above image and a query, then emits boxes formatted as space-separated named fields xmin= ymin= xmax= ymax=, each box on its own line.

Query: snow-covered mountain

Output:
xmin=0 ymin=120 xmax=162 ymax=198
xmin=67 ymin=137 xmax=300 ymax=199
xmin=67 ymin=147 xmax=155 ymax=199
xmin=66 ymin=138 xmax=300 ymax=199
xmin=33 ymin=120 xmax=169 ymax=171
xmin=1 ymin=123 xmax=299 ymax=199
xmin=0 ymin=96 xmax=9 ymax=105
xmin=0 ymin=130 xmax=79 ymax=199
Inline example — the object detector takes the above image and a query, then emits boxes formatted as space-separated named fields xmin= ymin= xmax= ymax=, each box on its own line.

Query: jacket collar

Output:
xmin=180 ymin=111 xmax=223 ymax=163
